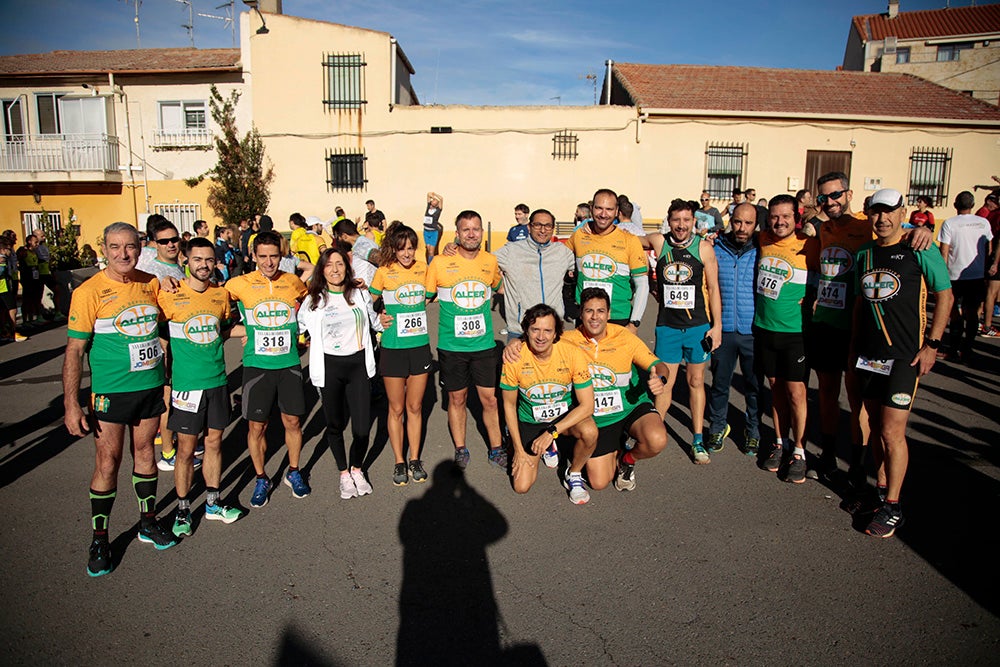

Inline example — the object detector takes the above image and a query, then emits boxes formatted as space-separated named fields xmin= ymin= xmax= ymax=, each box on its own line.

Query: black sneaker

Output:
xmin=137 ymin=520 xmax=179 ymax=550
xmin=806 ymin=455 xmax=838 ymax=482
xmin=392 ymin=463 xmax=409 ymax=487
xmin=743 ymin=430 xmax=760 ymax=457
xmin=87 ymin=538 xmax=112 ymax=577
xmin=786 ymin=453 xmax=806 ymax=484
xmin=763 ymin=445 xmax=783 ymax=472
xmin=707 ymin=424 xmax=730 ymax=453
xmin=866 ymin=502 xmax=904 ymax=538
xmin=408 ymin=459 xmax=428 ymax=483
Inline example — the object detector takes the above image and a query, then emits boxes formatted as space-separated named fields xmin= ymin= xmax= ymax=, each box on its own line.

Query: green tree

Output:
xmin=186 ymin=85 xmax=274 ymax=226
xmin=40 ymin=208 xmax=82 ymax=270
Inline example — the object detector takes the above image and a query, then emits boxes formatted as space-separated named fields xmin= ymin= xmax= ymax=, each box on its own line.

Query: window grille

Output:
xmin=552 ymin=130 xmax=578 ymax=160
xmin=323 ymin=53 xmax=367 ymax=109
xmin=907 ymin=147 xmax=952 ymax=207
xmin=326 ymin=149 xmax=366 ymax=190
xmin=154 ymin=203 xmax=202 ymax=235
xmin=704 ymin=143 xmax=747 ymax=199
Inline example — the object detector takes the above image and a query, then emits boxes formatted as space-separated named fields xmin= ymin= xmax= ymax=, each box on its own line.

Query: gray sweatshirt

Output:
xmin=494 ymin=236 xmax=575 ymax=337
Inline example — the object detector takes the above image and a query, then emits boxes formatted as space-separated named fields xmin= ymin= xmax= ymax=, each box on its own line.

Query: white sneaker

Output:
xmin=563 ymin=470 xmax=590 ymax=505
xmin=339 ymin=472 xmax=358 ymax=499
xmin=351 ymin=468 xmax=373 ymax=496
xmin=541 ymin=444 xmax=559 ymax=469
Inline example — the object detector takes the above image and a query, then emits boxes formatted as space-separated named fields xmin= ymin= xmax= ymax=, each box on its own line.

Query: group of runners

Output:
xmin=63 ymin=179 xmax=954 ymax=578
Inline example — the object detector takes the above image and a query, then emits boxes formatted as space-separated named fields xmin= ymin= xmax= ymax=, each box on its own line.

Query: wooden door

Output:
xmin=804 ymin=150 xmax=852 ymax=192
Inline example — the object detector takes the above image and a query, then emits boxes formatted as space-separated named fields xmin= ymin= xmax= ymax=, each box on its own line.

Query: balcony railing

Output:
xmin=0 ymin=134 xmax=120 ymax=172
xmin=152 ymin=128 xmax=213 ymax=148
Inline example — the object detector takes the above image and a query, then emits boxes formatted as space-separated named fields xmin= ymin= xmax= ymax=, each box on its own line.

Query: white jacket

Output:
xmin=297 ymin=288 xmax=382 ymax=386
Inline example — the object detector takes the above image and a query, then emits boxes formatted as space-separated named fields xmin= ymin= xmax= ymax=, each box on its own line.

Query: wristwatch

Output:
xmin=925 ymin=338 xmax=941 ymax=349
xmin=547 ymin=425 xmax=560 ymax=439
xmin=630 ymin=320 xmax=641 ymax=327
xmin=659 ymin=375 xmax=668 ymax=385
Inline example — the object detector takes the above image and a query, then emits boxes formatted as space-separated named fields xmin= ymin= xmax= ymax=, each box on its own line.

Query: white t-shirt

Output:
xmin=938 ymin=213 xmax=994 ymax=281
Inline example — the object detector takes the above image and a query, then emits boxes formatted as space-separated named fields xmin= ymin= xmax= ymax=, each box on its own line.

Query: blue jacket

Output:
xmin=715 ymin=233 xmax=757 ymax=335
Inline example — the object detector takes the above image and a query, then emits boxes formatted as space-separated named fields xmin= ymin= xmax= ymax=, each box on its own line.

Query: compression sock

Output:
xmin=132 ymin=472 xmax=158 ymax=527
xmin=176 ymin=496 xmax=191 ymax=512
xmin=692 ymin=433 xmax=704 ymax=445
xmin=90 ymin=488 xmax=116 ymax=539
xmin=621 ymin=451 xmax=636 ymax=466
xmin=206 ymin=487 xmax=220 ymax=507
xmin=161 ymin=447 xmax=176 ymax=459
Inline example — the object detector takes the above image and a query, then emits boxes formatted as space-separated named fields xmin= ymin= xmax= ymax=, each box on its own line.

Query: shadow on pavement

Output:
xmin=396 ymin=460 xmax=545 ymax=666
xmin=274 ymin=625 xmax=345 ymax=666
xmin=0 ymin=395 xmax=82 ymax=488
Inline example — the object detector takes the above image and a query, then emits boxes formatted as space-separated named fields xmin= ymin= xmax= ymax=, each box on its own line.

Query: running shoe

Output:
xmin=408 ymin=459 xmax=428 ymax=483
xmin=249 ymin=478 xmax=271 ymax=508
xmin=454 ymin=447 xmax=471 ymax=470
xmin=691 ymin=442 xmax=710 ymax=465
xmin=866 ymin=503 xmax=904 ymax=538
xmin=154 ymin=431 xmax=163 ymax=447
xmin=156 ymin=451 xmax=202 ymax=472
xmin=172 ymin=508 xmax=193 ymax=537
xmin=194 ymin=442 xmax=205 ymax=458
xmin=563 ymin=470 xmax=590 ymax=505
xmin=87 ymin=538 xmax=112 ymax=577
xmin=786 ymin=453 xmax=806 ymax=484
xmin=541 ymin=444 xmax=559 ymax=469
xmin=204 ymin=503 xmax=243 ymax=523
xmin=614 ymin=459 xmax=636 ymax=492
xmin=392 ymin=463 xmax=409 ymax=486
xmin=707 ymin=424 xmax=730 ymax=453
xmin=284 ymin=470 xmax=311 ymax=498
xmin=743 ymin=431 xmax=760 ymax=457
xmin=983 ymin=327 xmax=1000 ymax=338
xmin=13 ymin=332 xmax=28 ymax=342
xmin=488 ymin=446 xmax=508 ymax=469
xmin=763 ymin=445 xmax=783 ymax=472
xmin=137 ymin=520 xmax=179 ymax=550
xmin=340 ymin=472 xmax=358 ymax=499
xmin=351 ymin=468 xmax=373 ymax=496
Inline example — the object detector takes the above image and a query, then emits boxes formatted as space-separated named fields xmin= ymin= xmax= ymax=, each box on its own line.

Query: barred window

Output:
xmin=705 ymin=143 xmax=747 ymax=199
xmin=323 ymin=53 xmax=366 ymax=109
xmin=154 ymin=202 xmax=202 ymax=235
xmin=907 ymin=147 xmax=952 ymax=207
xmin=552 ymin=130 xmax=578 ymax=160
xmin=326 ymin=149 xmax=366 ymax=190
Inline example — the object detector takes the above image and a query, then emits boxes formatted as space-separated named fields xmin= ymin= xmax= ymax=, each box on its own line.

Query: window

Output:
xmin=322 ymin=53 xmax=366 ymax=109
xmin=895 ymin=47 xmax=910 ymax=64
xmin=937 ymin=42 xmax=974 ymax=62
xmin=22 ymin=210 xmax=62 ymax=236
xmin=36 ymin=93 xmax=62 ymax=134
xmin=907 ymin=147 xmax=952 ymax=207
xmin=3 ymin=99 xmax=24 ymax=138
xmin=153 ymin=203 xmax=202 ymax=235
xmin=326 ymin=149 xmax=366 ymax=190
xmin=552 ymin=130 xmax=578 ymax=160
xmin=704 ymin=143 xmax=747 ymax=199
xmin=159 ymin=101 xmax=207 ymax=132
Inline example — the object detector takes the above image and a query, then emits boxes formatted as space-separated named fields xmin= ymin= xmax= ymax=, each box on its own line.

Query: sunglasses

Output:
xmin=816 ymin=190 xmax=846 ymax=205
xmin=699 ymin=198 xmax=710 ymax=202
xmin=156 ymin=236 xmax=180 ymax=245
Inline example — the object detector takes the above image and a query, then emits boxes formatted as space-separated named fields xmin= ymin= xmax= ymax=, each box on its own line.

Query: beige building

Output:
xmin=843 ymin=1 xmax=1000 ymax=106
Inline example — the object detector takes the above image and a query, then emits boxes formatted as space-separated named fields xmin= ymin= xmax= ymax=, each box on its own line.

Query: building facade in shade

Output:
xmin=1 ymin=4 xmax=999 ymax=253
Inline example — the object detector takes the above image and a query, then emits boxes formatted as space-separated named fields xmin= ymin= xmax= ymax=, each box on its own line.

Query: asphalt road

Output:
xmin=1 ymin=307 xmax=998 ymax=666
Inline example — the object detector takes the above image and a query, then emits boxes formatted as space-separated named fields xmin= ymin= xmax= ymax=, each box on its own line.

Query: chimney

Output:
xmin=259 ymin=0 xmax=282 ymax=13
xmin=888 ymin=1 xmax=899 ymax=19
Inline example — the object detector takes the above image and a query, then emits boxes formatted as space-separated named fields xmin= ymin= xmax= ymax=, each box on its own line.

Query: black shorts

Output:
xmin=594 ymin=402 xmax=658 ymax=458
xmin=517 ymin=419 xmax=555 ymax=455
xmin=754 ymin=328 xmax=809 ymax=383
xmin=807 ymin=322 xmax=850 ymax=374
xmin=380 ymin=344 xmax=433 ymax=378
xmin=438 ymin=347 xmax=497 ymax=392
xmin=90 ymin=385 xmax=166 ymax=425
xmin=167 ymin=385 xmax=230 ymax=435
xmin=858 ymin=360 xmax=919 ymax=411
xmin=0 ymin=288 xmax=14 ymax=310
xmin=242 ymin=365 xmax=306 ymax=421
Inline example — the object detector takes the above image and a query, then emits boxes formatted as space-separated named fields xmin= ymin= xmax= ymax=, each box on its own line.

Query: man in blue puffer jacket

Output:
xmin=706 ymin=202 xmax=762 ymax=456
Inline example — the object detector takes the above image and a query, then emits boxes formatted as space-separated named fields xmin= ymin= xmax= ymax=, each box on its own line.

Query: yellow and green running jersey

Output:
xmin=500 ymin=339 xmax=592 ymax=424
xmin=562 ymin=324 xmax=661 ymax=427
xmin=225 ymin=270 xmax=307 ymax=369
xmin=370 ymin=260 xmax=429 ymax=349
xmin=425 ymin=251 xmax=502 ymax=352
xmin=813 ymin=212 xmax=871 ymax=330
xmin=157 ymin=282 xmax=232 ymax=392
xmin=753 ymin=230 xmax=819 ymax=333
xmin=567 ymin=225 xmax=647 ymax=321
xmin=67 ymin=270 xmax=165 ymax=394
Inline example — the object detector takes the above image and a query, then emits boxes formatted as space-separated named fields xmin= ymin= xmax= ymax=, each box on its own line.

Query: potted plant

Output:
xmin=41 ymin=209 xmax=98 ymax=314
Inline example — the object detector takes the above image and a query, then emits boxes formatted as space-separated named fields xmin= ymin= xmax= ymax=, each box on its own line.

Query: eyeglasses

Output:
xmin=816 ymin=190 xmax=846 ymax=205
xmin=699 ymin=198 xmax=710 ymax=202
xmin=529 ymin=223 xmax=555 ymax=230
xmin=156 ymin=236 xmax=180 ymax=245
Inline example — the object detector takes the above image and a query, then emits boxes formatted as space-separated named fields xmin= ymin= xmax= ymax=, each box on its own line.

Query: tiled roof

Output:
xmin=613 ymin=63 xmax=1000 ymax=123
xmin=0 ymin=48 xmax=241 ymax=75
xmin=852 ymin=3 xmax=1000 ymax=41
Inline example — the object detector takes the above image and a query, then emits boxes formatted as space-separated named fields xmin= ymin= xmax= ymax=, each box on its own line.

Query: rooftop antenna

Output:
xmin=198 ymin=0 xmax=237 ymax=47
xmin=119 ymin=0 xmax=142 ymax=48
xmin=580 ymin=72 xmax=598 ymax=105
xmin=176 ymin=0 xmax=194 ymax=47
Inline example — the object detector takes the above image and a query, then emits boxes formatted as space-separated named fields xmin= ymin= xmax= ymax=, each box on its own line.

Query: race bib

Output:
xmin=756 ymin=273 xmax=784 ymax=300
xmin=171 ymin=389 xmax=204 ymax=413
xmin=856 ymin=356 xmax=894 ymax=376
xmin=423 ymin=215 xmax=434 ymax=227
xmin=255 ymin=328 xmax=291 ymax=355
xmin=454 ymin=313 xmax=486 ymax=338
xmin=663 ymin=285 xmax=695 ymax=309
xmin=817 ymin=279 xmax=846 ymax=310
xmin=532 ymin=401 xmax=568 ymax=422
xmin=593 ymin=390 xmax=623 ymax=416
xmin=128 ymin=339 xmax=162 ymax=372
xmin=398 ymin=310 xmax=428 ymax=337
xmin=583 ymin=281 xmax=612 ymax=297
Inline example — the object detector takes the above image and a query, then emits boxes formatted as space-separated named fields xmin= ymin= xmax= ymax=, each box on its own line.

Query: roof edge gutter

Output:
xmin=0 ymin=66 xmax=243 ymax=77
xmin=639 ymin=106 xmax=1000 ymax=128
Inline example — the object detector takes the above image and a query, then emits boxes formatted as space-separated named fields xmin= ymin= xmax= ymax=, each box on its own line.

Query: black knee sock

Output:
xmin=90 ymin=488 xmax=116 ymax=539
xmin=132 ymin=472 xmax=157 ymax=525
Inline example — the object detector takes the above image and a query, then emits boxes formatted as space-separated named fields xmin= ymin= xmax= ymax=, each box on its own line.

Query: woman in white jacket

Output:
xmin=297 ymin=246 xmax=383 ymax=499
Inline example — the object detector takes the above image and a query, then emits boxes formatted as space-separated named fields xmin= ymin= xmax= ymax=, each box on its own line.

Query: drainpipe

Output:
xmin=636 ymin=111 xmax=648 ymax=143
xmin=390 ymin=37 xmax=398 ymax=110
xmin=604 ymin=59 xmax=613 ymax=105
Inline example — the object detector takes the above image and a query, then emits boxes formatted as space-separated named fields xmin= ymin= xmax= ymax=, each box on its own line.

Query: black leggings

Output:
xmin=320 ymin=351 xmax=371 ymax=471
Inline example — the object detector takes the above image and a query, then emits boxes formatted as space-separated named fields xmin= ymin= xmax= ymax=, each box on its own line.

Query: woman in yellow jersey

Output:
xmin=370 ymin=224 xmax=432 ymax=487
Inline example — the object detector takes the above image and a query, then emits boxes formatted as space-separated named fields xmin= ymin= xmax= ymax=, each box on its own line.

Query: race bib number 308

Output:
xmin=454 ymin=314 xmax=486 ymax=338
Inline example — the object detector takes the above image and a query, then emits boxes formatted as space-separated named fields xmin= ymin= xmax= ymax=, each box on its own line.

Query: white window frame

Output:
xmin=158 ymin=100 xmax=207 ymax=133
xmin=22 ymin=210 xmax=63 ymax=236
xmin=153 ymin=202 xmax=202 ymax=235
xmin=35 ymin=93 xmax=63 ymax=134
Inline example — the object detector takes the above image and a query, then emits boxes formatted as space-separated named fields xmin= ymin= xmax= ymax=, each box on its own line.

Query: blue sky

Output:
xmin=0 ymin=0 xmax=975 ymax=105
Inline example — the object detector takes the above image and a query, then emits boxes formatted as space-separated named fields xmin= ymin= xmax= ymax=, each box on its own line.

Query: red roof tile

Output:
xmin=613 ymin=63 xmax=1000 ymax=123
xmin=852 ymin=3 xmax=1000 ymax=41
xmin=0 ymin=48 xmax=241 ymax=76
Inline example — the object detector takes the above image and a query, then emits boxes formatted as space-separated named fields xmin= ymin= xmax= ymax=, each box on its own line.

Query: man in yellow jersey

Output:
xmin=425 ymin=211 xmax=506 ymax=470
xmin=64 ymin=222 xmax=178 ymax=577
xmin=501 ymin=304 xmax=598 ymax=504
xmin=225 ymin=231 xmax=309 ymax=508
xmin=158 ymin=237 xmax=246 ymax=536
